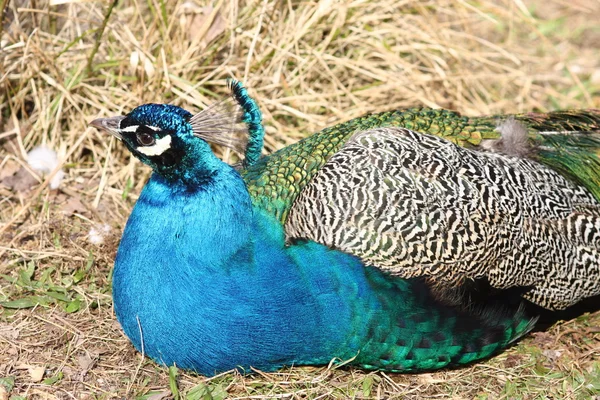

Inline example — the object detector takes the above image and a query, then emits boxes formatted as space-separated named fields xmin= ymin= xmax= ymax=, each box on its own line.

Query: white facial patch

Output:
xmin=121 ymin=125 xmax=139 ymax=133
xmin=136 ymin=135 xmax=172 ymax=156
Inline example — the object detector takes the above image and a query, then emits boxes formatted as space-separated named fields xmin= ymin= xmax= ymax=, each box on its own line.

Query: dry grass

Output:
xmin=1 ymin=0 xmax=599 ymax=398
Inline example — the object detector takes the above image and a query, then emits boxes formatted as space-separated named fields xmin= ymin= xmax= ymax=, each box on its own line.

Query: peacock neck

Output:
xmin=123 ymin=161 xmax=254 ymax=272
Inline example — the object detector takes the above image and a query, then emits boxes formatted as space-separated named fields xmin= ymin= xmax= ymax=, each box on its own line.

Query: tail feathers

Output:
xmin=535 ymin=131 xmax=600 ymax=202
xmin=359 ymin=305 xmax=537 ymax=372
xmin=518 ymin=110 xmax=600 ymax=202
xmin=515 ymin=109 xmax=600 ymax=134
xmin=478 ymin=109 xmax=600 ymax=202
xmin=353 ymin=274 xmax=537 ymax=372
xmin=508 ymin=310 xmax=538 ymax=344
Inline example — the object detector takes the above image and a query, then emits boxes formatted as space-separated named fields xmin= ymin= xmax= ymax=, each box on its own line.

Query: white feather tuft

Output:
xmin=88 ymin=224 xmax=112 ymax=245
xmin=26 ymin=146 xmax=65 ymax=189
xmin=495 ymin=117 xmax=531 ymax=157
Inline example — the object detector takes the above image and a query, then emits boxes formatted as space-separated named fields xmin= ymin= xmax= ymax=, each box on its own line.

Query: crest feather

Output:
xmin=189 ymin=95 xmax=250 ymax=154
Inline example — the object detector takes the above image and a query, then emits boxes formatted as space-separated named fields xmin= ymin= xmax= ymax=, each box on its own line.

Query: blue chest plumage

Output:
xmin=112 ymin=169 xmax=375 ymax=375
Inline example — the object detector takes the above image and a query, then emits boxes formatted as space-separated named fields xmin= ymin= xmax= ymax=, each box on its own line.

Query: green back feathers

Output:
xmin=242 ymin=108 xmax=502 ymax=222
xmin=242 ymin=108 xmax=600 ymax=223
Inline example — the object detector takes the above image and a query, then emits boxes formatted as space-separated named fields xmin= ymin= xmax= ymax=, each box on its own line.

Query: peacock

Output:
xmin=90 ymin=80 xmax=600 ymax=376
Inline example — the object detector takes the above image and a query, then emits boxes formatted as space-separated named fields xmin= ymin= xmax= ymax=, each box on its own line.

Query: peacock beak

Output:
xmin=89 ymin=116 xmax=126 ymax=140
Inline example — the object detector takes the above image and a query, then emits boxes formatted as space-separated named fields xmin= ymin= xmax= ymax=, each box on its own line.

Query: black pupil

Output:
xmin=137 ymin=132 xmax=155 ymax=146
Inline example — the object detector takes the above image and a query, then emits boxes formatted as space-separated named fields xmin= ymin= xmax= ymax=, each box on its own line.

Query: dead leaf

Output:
xmin=0 ymin=386 xmax=7 ymax=400
xmin=530 ymin=331 xmax=554 ymax=347
xmin=503 ymin=353 xmax=524 ymax=368
xmin=0 ymin=166 xmax=38 ymax=192
xmin=417 ymin=373 xmax=444 ymax=384
xmin=143 ymin=57 xmax=155 ymax=77
xmin=592 ymin=68 xmax=600 ymax=85
xmin=0 ymin=159 xmax=20 ymax=181
xmin=28 ymin=365 xmax=45 ymax=382
xmin=181 ymin=3 xmax=227 ymax=47
xmin=59 ymin=196 xmax=87 ymax=216
xmin=76 ymin=351 xmax=100 ymax=380
xmin=128 ymin=50 xmax=155 ymax=78
xmin=542 ymin=349 xmax=563 ymax=363
xmin=61 ymin=366 xmax=75 ymax=379
xmin=1 ymin=117 xmax=31 ymax=157
xmin=202 ymin=9 xmax=226 ymax=44
xmin=77 ymin=353 xmax=97 ymax=373
xmin=147 ymin=391 xmax=171 ymax=400
xmin=0 ymin=325 xmax=20 ymax=340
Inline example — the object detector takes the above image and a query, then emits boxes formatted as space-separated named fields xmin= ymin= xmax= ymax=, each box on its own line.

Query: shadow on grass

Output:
xmin=530 ymin=294 xmax=600 ymax=331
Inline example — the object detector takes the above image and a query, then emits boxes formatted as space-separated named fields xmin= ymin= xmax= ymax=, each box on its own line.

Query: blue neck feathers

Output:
xmin=112 ymin=149 xmax=374 ymax=375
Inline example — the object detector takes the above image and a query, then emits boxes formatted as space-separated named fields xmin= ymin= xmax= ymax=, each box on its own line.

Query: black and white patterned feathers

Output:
xmin=286 ymin=127 xmax=600 ymax=310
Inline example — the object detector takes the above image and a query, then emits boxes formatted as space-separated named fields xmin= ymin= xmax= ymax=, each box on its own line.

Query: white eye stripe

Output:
xmin=136 ymin=135 xmax=172 ymax=156
xmin=120 ymin=124 xmax=162 ymax=133
xmin=121 ymin=125 xmax=139 ymax=133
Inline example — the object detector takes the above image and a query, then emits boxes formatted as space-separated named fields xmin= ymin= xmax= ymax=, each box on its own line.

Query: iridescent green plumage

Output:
xmin=242 ymin=108 xmax=600 ymax=223
xmin=240 ymin=107 xmax=600 ymax=310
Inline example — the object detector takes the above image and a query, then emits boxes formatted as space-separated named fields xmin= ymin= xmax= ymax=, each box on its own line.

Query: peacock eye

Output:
xmin=137 ymin=132 xmax=155 ymax=146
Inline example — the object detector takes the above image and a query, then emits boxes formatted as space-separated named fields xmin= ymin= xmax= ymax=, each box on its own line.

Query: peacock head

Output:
xmin=92 ymin=104 xmax=189 ymax=165
xmin=90 ymin=80 xmax=263 ymax=185
xmin=90 ymin=103 xmax=223 ymax=185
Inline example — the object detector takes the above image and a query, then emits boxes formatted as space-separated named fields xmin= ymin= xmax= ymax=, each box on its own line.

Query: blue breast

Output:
xmin=111 ymin=170 xmax=380 ymax=375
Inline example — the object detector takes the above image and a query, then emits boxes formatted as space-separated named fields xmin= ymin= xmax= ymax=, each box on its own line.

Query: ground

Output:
xmin=0 ymin=0 xmax=599 ymax=399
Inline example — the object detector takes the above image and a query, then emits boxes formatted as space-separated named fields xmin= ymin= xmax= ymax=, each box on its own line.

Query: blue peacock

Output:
xmin=91 ymin=80 xmax=600 ymax=376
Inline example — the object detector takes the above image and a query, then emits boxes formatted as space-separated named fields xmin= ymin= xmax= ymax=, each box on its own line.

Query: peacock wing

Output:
xmin=285 ymin=127 xmax=600 ymax=310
